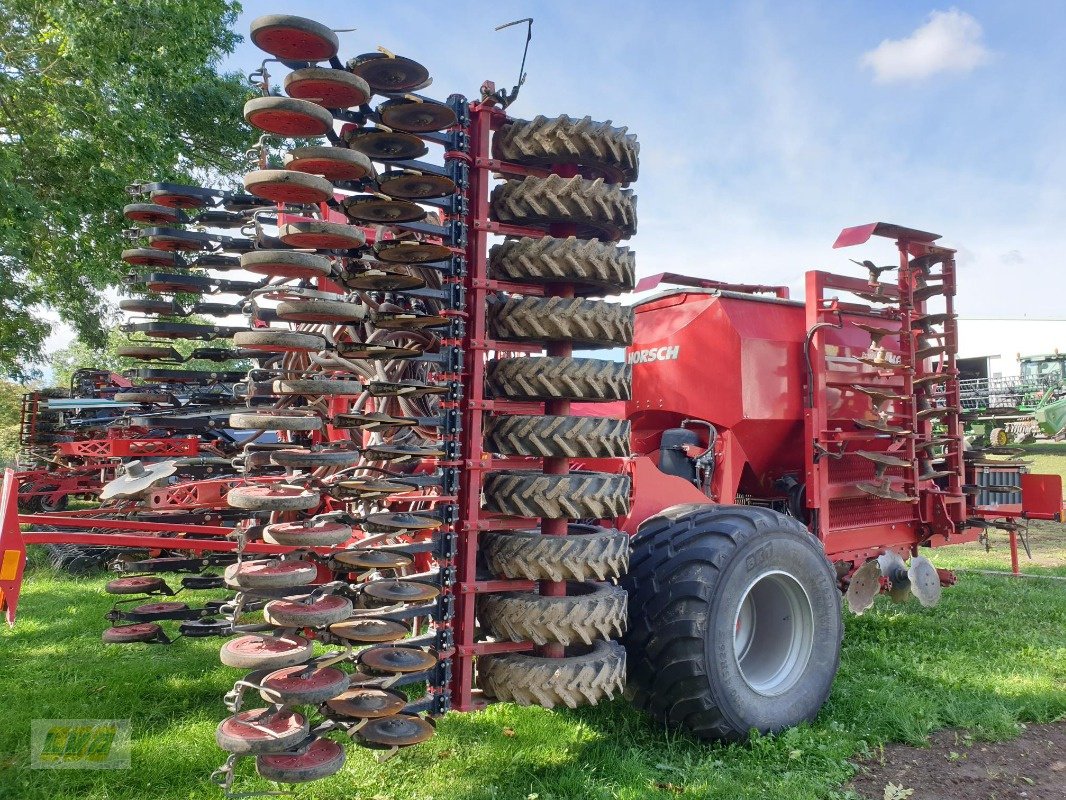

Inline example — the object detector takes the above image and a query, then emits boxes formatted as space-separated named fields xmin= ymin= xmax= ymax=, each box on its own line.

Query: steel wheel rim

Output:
xmin=732 ymin=570 xmax=815 ymax=697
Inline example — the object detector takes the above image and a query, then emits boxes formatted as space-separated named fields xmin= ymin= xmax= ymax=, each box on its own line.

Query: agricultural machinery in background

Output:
xmin=0 ymin=11 xmax=1062 ymax=795
xmin=960 ymin=351 xmax=1066 ymax=444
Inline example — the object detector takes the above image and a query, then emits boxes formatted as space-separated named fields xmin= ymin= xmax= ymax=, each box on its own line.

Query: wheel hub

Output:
xmin=732 ymin=570 xmax=815 ymax=697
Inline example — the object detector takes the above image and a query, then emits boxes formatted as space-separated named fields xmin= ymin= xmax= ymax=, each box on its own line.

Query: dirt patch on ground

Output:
xmin=848 ymin=722 xmax=1066 ymax=800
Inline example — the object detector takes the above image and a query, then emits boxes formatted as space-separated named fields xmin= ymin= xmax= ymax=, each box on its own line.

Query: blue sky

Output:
xmin=213 ymin=0 xmax=1063 ymax=324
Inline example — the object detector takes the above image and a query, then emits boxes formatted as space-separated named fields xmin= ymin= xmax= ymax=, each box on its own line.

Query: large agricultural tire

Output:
xmin=485 ymin=414 xmax=630 ymax=458
xmin=489 ymin=236 xmax=635 ymax=295
xmin=482 ymin=524 xmax=630 ymax=582
xmin=486 ymin=357 xmax=630 ymax=402
xmin=482 ymin=470 xmax=630 ymax=519
xmin=490 ymin=175 xmax=636 ymax=240
xmin=483 ymin=525 xmax=629 ymax=582
xmin=477 ymin=639 xmax=625 ymax=709
xmin=487 ymin=296 xmax=633 ymax=348
xmin=621 ymin=504 xmax=843 ymax=741
xmin=492 ymin=114 xmax=639 ymax=184
xmin=478 ymin=581 xmax=626 ymax=646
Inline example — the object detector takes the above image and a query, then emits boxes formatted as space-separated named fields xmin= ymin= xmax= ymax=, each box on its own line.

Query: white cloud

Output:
xmin=861 ymin=8 xmax=991 ymax=84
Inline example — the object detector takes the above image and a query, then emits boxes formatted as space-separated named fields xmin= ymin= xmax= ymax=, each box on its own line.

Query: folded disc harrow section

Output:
xmin=6 ymin=12 xmax=639 ymax=793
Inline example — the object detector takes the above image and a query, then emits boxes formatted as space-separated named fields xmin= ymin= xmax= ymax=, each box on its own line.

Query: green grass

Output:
xmin=2 ymin=545 xmax=1063 ymax=800
xmin=2 ymin=448 xmax=1065 ymax=800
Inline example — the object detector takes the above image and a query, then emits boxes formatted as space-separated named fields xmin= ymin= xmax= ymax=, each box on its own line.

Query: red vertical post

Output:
xmin=451 ymin=102 xmax=499 ymax=710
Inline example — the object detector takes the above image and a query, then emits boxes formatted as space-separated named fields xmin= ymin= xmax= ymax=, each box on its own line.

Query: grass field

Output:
xmin=1 ymin=450 xmax=1064 ymax=800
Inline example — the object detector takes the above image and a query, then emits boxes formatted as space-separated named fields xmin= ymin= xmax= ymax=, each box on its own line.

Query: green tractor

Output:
xmin=960 ymin=352 xmax=1066 ymax=445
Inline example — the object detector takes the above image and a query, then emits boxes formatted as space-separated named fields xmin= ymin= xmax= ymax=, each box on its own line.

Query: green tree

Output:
xmin=0 ymin=0 xmax=252 ymax=378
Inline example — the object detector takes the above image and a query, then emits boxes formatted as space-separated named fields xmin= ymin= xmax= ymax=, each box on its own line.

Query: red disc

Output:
xmin=121 ymin=248 xmax=176 ymax=267
xmin=105 ymin=576 xmax=167 ymax=595
xmin=285 ymin=71 xmax=370 ymax=108
xmin=246 ymin=106 xmax=332 ymax=137
xmin=262 ymin=666 xmax=348 ymax=695
xmin=250 ymin=17 xmax=338 ymax=61
xmin=148 ymin=235 xmax=204 ymax=252
xmin=266 ymin=594 xmax=350 ymax=620
xmin=102 ymin=623 xmax=163 ymax=643
xmin=226 ymin=634 xmax=311 ymax=658
xmin=130 ymin=601 xmax=188 ymax=615
xmin=256 ymin=738 xmax=345 ymax=783
xmin=124 ymin=204 xmax=181 ymax=224
xmin=219 ymin=709 xmax=307 ymax=743
xmin=150 ymin=191 xmax=207 ymax=209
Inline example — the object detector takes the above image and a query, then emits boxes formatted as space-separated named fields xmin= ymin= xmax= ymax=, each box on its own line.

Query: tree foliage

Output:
xmin=0 ymin=0 xmax=252 ymax=377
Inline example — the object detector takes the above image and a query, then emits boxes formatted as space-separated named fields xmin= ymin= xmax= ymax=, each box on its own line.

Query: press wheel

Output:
xmin=255 ymin=738 xmax=346 ymax=784
xmin=249 ymin=14 xmax=339 ymax=61
xmin=285 ymin=146 xmax=373 ymax=183
xmin=244 ymin=96 xmax=334 ymax=137
xmin=284 ymin=67 xmax=371 ymax=108
xmin=279 ymin=220 xmax=367 ymax=250
xmin=243 ymin=169 xmax=334 ymax=204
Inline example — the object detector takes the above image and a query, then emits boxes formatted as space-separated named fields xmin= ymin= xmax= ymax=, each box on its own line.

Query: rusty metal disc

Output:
xmin=372 ymin=311 xmax=449 ymax=329
xmin=360 ymin=646 xmax=437 ymax=674
xmin=854 ymin=450 xmax=911 ymax=468
xmin=340 ymin=263 xmax=426 ymax=291
xmin=325 ymin=687 xmax=406 ymax=720
xmin=377 ymin=172 xmax=456 ymax=200
xmin=844 ymin=559 xmax=882 ymax=615
xmin=853 ymin=323 xmax=897 ymax=343
xmin=367 ymin=381 xmax=448 ymax=398
xmin=362 ymin=579 xmax=439 ymax=603
xmin=913 ymin=283 xmax=947 ymax=302
xmin=347 ymin=53 xmax=430 ymax=93
xmin=363 ymin=512 xmax=441 ymax=532
xmin=328 ymin=479 xmax=416 ymax=500
xmin=357 ymin=714 xmax=434 ymax=747
xmin=344 ymin=128 xmax=428 ymax=161
xmin=912 ymin=311 xmax=955 ymax=328
xmin=378 ymin=99 xmax=457 ymax=133
xmin=329 ymin=618 xmax=409 ymax=643
xmin=332 ymin=412 xmax=418 ymax=430
xmin=856 ymin=480 xmax=915 ymax=503
xmin=857 ymin=357 xmax=908 ymax=371
xmin=362 ymin=444 xmax=444 ymax=461
xmin=849 ymin=384 xmax=908 ymax=404
xmin=374 ymin=239 xmax=450 ymax=264
xmin=342 ymin=195 xmax=426 ymax=224
xmin=853 ymin=418 xmax=912 ymax=435
xmin=909 ymin=252 xmax=948 ymax=272
xmin=912 ymin=373 xmax=948 ymax=387
xmin=336 ymin=342 xmax=424 ymax=360
xmin=332 ymin=549 xmax=414 ymax=570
